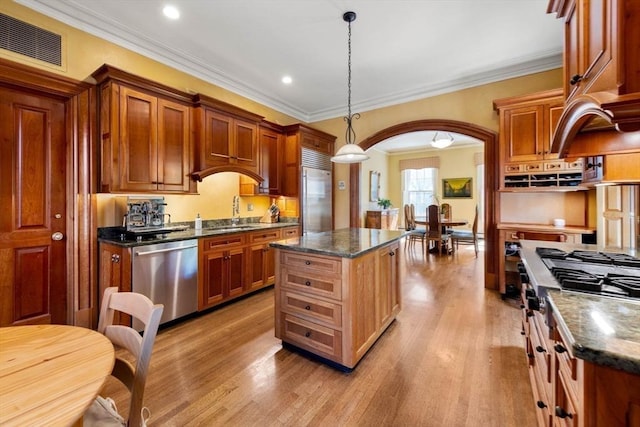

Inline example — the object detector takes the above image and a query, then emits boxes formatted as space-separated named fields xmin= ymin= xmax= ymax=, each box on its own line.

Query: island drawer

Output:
xmin=280 ymin=290 xmax=342 ymax=328
xmin=280 ymin=267 xmax=342 ymax=300
xmin=248 ymin=229 xmax=281 ymax=244
xmin=201 ymin=234 xmax=246 ymax=251
xmin=280 ymin=313 xmax=342 ymax=361
xmin=529 ymin=312 xmax=551 ymax=384
xmin=280 ymin=252 xmax=341 ymax=276
xmin=280 ymin=226 xmax=300 ymax=238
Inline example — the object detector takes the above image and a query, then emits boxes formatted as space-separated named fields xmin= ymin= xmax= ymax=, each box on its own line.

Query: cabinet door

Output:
xmin=377 ymin=242 xmax=399 ymax=326
xmin=202 ymin=250 xmax=225 ymax=307
xmin=157 ymin=99 xmax=191 ymax=192
xmin=546 ymin=103 xmax=564 ymax=159
xmin=118 ymin=86 xmax=158 ymax=191
xmin=234 ymin=118 xmax=258 ymax=172
xmin=247 ymin=243 xmax=267 ymax=291
xmin=261 ymin=127 xmax=282 ymax=195
xmin=227 ymin=247 xmax=246 ymax=298
xmin=98 ymin=243 xmax=131 ymax=326
xmin=203 ymin=110 xmax=233 ymax=167
xmin=503 ymin=105 xmax=545 ymax=162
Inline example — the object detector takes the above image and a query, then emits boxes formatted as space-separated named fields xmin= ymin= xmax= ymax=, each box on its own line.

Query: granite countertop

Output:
xmin=99 ymin=222 xmax=299 ymax=248
xmin=519 ymin=239 xmax=640 ymax=375
xmin=497 ymin=222 xmax=596 ymax=234
xmin=269 ymin=228 xmax=407 ymax=259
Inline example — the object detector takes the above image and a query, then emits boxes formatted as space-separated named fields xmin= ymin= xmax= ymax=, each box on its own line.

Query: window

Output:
xmin=402 ymin=168 xmax=438 ymax=219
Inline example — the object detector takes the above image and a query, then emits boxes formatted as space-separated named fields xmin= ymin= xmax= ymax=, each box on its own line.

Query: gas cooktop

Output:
xmin=536 ymin=247 xmax=640 ymax=300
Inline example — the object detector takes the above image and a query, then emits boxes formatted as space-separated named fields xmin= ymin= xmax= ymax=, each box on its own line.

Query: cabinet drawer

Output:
xmin=504 ymin=163 xmax=524 ymax=173
xmin=301 ymin=135 xmax=332 ymax=155
xmin=281 ymin=252 xmax=341 ymax=276
xmin=248 ymin=229 xmax=281 ymax=244
xmin=280 ymin=313 xmax=342 ymax=361
xmin=523 ymin=162 xmax=543 ymax=172
xmin=202 ymin=234 xmax=246 ymax=251
xmin=529 ymin=365 xmax=552 ymax=427
xmin=280 ymin=290 xmax=341 ymax=328
xmin=280 ymin=267 xmax=342 ymax=300
xmin=529 ymin=312 xmax=551 ymax=384
xmin=555 ymin=369 xmax=579 ymax=427
xmin=544 ymin=161 xmax=565 ymax=171
xmin=280 ymin=227 xmax=299 ymax=239
xmin=566 ymin=159 xmax=583 ymax=170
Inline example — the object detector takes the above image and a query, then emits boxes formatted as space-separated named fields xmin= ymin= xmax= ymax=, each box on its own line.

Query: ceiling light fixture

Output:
xmin=281 ymin=75 xmax=293 ymax=84
xmin=163 ymin=5 xmax=180 ymax=20
xmin=431 ymin=132 xmax=455 ymax=149
xmin=331 ymin=11 xmax=369 ymax=164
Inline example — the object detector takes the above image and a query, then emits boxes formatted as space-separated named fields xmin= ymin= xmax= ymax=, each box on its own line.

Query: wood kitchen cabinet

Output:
xmin=98 ymin=242 xmax=131 ymax=325
xmin=193 ymin=94 xmax=262 ymax=175
xmin=494 ymin=89 xmax=564 ymax=163
xmin=239 ymin=122 xmax=283 ymax=196
xmin=282 ymin=124 xmax=336 ymax=198
xmin=365 ymin=209 xmax=399 ymax=230
xmin=199 ymin=234 xmax=246 ymax=309
xmin=246 ymin=228 xmax=281 ymax=292
xmin=93 ymin=65 xmax=195 ymax=193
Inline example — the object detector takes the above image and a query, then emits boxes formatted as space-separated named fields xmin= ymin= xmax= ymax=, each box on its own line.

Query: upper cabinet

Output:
xmin=548 ymin=0 xmax=640 ymax=156
xmin=93 ymin=65 xmax=196 ymax=193
xmin=192 ymin=94 xmax=262 ymax=177
xmin=239 ymin=121 xmax=284 ymax=196
xmin=282 ymin=124 xmax=336 ymax=198
xmin=494 ymin=89 xmax=586 ymax=191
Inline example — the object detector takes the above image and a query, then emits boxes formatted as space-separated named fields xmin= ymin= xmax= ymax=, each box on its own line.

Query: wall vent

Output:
xmin=301 ymin=147 xmax=332 ymax=170
xmin=0 ymin=13 xmax=62 ymax=66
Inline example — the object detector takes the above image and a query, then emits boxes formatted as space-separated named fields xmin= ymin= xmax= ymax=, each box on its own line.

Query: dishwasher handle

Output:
xmin=135 ymin=245 xmax=198 ymax=256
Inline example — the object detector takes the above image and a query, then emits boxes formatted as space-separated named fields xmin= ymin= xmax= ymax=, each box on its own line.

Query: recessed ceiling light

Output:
xmin=281 ymin=76 xmax=293 ymax=85
xmin=163 ymin=5 xmax=180 ymax=20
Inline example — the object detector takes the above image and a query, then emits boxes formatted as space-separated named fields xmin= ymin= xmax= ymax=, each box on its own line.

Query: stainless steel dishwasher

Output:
xmin=131 ymin=239 xmax=198 ymax=330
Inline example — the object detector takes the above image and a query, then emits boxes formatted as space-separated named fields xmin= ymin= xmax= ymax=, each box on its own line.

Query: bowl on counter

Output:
xmin=553 ymin=218 xmax=566 ymax=228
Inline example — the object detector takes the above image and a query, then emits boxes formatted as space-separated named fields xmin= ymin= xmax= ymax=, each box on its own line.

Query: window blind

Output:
xmin=399 ymin=157 xmax=440 ymax=171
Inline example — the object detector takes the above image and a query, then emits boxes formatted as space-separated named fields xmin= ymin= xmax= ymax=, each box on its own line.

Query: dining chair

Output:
xmin=84 ymin=287 xmax=164 ymax=427
xmin=404 ymin=204 xmax=426 ymax=252
xmin=426 ymin=204 xmax=452 ymax=255
xmin=451 ymin=205 xmax=479 ymax=257
xmin=440 ymin=202 xmax=453 ymax=233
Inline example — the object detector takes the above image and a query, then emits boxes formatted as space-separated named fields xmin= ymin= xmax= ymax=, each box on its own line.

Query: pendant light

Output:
xmin=331 ymin=11 xmax=369 ymax=164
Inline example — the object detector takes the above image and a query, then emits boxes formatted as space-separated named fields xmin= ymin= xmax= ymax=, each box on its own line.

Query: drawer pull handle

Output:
xmin=535 ymin=345 xmax=546 ymax=353
xmin=555 ymin=406 xmax=573 ymax=419
xmin=304 ymin=331 xmax=311 ymax=338
xmin=569 ymin=74 xmax=583 ymax=85
xmin=305 ymin=305 xmax=311 ymax=310
xmin=536 ymin=401 xmax=547 ymax=409
xmin=305 ymin=281 xmax=311 ymax=286
xmin=389 ymin=251 xmax=395 ymax=256
xmin=554 ymin=344 xmax=567 ymax=354
xmin=305 ymin=260 xmax=311 ymax=265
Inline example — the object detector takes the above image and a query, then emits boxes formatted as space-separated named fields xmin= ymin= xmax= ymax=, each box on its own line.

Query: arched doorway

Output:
xmin=349 ymin=119 xmax=499 ymax=290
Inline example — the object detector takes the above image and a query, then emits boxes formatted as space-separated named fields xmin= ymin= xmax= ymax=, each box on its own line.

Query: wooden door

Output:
xmin=0 ymin=87 xmax=67 ymax=325
xmin=119 ymin=86 xmax=158 ymax=191
xmin=260 ymin=127 xmax=282 ymax=195
xmin=157 ymin=99 xmax=191 ymax=192
xmin=202 ymin=250 xmax=225 ymax=308
xmin=546 ymin=103 xmax=564 ymax=159
xmin=204 ymin=110 xmax=232 ymax=167
xmin=377 ymin=242 xmax=399 ymax=327
xmin=247 ymin=244 xmax=266 ymax=291
xmin=234 ymin=118 xmax=258 ymax=172
xmin=227 ymin=247 xmax=245 ymax=298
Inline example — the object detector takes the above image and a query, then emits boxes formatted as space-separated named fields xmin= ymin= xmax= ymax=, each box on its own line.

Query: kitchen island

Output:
xmin=518 ymin=240 xmax=640 ymax=426
xmin=270 ymin=228 xmax=405 ymax=371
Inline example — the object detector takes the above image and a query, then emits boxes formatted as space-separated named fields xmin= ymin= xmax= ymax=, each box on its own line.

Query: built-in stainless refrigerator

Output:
xmin=302 ymin=166 xmax=332 ymax=234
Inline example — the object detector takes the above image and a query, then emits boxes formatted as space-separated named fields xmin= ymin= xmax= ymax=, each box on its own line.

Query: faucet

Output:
xmin=231 ymin=195 xmax=240 ymax=226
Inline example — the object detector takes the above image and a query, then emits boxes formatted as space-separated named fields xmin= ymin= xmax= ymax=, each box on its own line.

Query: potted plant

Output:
xmin=377 ymin=198 xmax=392 ymax=209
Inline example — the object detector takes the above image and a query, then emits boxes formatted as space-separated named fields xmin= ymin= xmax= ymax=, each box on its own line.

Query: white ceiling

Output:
xmin=17 ymin=0 xmax=563 ymax=126
xmin=373 ymin=131 xmax=483 ymax=154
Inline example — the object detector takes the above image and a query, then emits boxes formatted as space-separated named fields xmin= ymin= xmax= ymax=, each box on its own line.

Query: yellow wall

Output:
xmin=359 ymin=149 xmax=390 ymax=225
xmin=500 ymin=192 xmax=590 ymax=226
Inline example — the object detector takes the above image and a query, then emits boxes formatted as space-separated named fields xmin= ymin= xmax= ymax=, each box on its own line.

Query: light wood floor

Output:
xmin=102 ymin=242 xmax=536 ymax=426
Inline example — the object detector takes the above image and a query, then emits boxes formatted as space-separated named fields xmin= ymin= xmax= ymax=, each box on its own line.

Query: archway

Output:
xmin=349 ymin=119 xmax=500 ymax=290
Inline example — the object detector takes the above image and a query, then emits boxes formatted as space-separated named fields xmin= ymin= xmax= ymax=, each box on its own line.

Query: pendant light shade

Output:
xmin=430 ymin=132 xmax=455 ymax=149
xmin=331 ymin=11 xmax=369 ymax=164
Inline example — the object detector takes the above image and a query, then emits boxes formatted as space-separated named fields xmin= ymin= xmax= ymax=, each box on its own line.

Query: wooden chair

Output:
xmin=426 ymin=204 xmax=452 ymax=255
xmin=404 ymin=204 xmax=426 ymax=252
xmin=451 ymin=205 xmax=479 ymax=257
xmin=440 ymin=202 xmax=453 ymax=232
xmin=84 ymin=287 xmax=164 ymax=427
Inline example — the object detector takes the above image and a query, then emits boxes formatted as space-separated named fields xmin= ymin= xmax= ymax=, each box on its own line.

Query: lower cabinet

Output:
xmin=522 ymin=294 xmax=640 ymax=427
xmin=274 ymin=239 xmax=401 ymax=369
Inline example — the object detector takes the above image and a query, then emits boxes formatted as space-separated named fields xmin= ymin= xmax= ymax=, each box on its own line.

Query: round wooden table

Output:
xmin=0 ymin=324 xmax=115 ymax=426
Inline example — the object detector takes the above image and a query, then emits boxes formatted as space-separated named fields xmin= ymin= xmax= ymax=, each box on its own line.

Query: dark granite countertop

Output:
xmin=269 ymin=228 xmax=407 ymax=259
xmin=519 ymin=240 xmax=640 ymax=375
xmin=99 ymin=221 xmax=299 ymax=248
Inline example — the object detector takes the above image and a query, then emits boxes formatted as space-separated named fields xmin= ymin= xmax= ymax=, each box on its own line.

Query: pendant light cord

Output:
xmin=344 ymin=14 xmax=360 ymax=145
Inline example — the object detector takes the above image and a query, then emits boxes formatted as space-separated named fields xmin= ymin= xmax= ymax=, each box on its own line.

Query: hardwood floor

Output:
xmin=102 ymin=242 xmax=536 ymax=426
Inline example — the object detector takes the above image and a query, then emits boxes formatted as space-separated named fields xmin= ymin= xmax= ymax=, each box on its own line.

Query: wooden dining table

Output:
xmin=414 ymin=218 xmax=469 ymax=253
xmin=0 ymin=324 xmax=115 ymax=426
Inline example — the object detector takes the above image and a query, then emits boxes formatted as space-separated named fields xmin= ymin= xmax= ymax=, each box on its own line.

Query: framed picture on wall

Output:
xmin=370 ymin=171 xmax=380 ymax=201
xmin=442 ymin=177 xmax=472 ymax=198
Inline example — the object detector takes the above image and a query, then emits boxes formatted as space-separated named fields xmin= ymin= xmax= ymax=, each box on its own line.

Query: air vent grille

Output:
xmin=301 ymin=147 xmax=332 ymax=170
xmin=0 ymin=13 xmax=62 ymax=66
